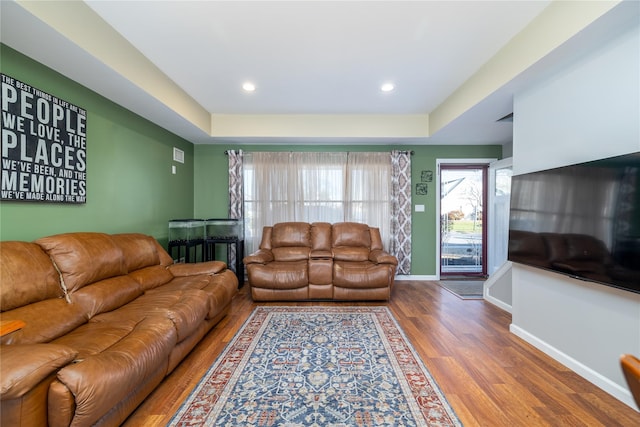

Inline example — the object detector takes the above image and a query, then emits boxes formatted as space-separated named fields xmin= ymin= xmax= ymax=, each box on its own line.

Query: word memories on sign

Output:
xmin=1 ymin=73 xmax=87 ymax=203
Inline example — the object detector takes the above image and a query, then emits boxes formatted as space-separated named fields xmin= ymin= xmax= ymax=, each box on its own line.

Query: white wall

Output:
xmin=511 ymin=20 xmax=640 ymax=410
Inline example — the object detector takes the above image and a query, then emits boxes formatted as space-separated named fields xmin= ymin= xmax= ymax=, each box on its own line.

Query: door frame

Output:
xmin=435 ymin=158 xmax=496 ymax=280
xmin=487 ymin=157 xmax=513 ymax=275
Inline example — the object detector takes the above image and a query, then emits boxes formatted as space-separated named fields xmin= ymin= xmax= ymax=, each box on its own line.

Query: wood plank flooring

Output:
xmin=124 ymin=281 xmax=640 ymax=426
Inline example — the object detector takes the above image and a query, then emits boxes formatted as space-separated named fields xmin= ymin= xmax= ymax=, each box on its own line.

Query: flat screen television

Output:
xmin=508 ymin=151 xmax=640 ymax=294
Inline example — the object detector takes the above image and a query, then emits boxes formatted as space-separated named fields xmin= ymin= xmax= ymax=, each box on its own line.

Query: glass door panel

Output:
xmin=440 ymin=165 xmax=487 ymax=275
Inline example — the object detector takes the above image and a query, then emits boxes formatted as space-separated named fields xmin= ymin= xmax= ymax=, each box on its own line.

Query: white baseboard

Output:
xmin=510 ymin=324 xmax=637 ymax=411
xmin=483 ymin=261 xmax=513 ymax=313
xmin=395 ymin=274 xmax=438 ymax=281
xmin=484 ymin=292 xmax=511 ymax=313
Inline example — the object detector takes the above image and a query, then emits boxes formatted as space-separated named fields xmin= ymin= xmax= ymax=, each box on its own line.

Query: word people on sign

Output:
xmin=1 ymin=73 xmax=87 ymax=203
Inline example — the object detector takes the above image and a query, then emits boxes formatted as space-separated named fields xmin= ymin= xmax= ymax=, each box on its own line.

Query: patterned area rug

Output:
xmin=169 ymin=306 xmax=461 ymax=426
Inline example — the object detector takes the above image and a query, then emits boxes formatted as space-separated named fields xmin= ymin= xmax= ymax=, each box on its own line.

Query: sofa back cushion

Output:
xmin=111 ymin=233 xmax=160 ymax=272
xmin=1 ymin=299 xmax=87 ymax=345
xmin=271 ymin=222 xmax=312 ymax=248
xmin=332 ymin=222 xmax=371 ymax=248
xmin=311 ymin=222 xmax=332 ymax=251
xmin=36 ymin=232 xmax=126 ymax=293
xmin=153 ymin=238 xmax=175 ymax=266
xmin=332 ymin=223 xmax=372 ymax=262
xmin=269 ymin=223 xmax=312 ymax=261
xmin=0 ymin=241 xmax=64 ymax=312
xmin=128 ymin=265 xmax=174 ymax=291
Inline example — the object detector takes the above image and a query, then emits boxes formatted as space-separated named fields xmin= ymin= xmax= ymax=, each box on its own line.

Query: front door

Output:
xmin=439 ymin=164 xmax=489 ymax=277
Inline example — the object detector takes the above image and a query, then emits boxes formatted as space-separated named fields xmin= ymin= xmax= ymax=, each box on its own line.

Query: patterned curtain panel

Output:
xmin=391 ymin=150 xmax=412 ymax=275
xmin=227 ymin=150 xmax=243 ymax=273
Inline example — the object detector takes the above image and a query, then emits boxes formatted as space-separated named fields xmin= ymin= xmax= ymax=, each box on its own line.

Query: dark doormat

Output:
xmin=437 ymin=280 xmax=484 ymax=300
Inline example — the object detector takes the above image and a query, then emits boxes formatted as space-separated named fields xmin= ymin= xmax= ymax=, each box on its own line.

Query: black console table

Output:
xmin=167 ymin=239 xmax=204 ymax=263
xmin=204 ymin=237 xmax=244 ymax=287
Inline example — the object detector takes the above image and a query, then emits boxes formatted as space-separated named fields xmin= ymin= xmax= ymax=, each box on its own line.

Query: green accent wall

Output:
xmin=0 ymin=45 xmax=195 ymax=244
xmin=194 ymin=144 xmax=502 ymax=275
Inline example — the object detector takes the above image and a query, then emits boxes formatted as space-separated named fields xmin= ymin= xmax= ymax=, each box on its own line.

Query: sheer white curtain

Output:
xmin=346 ymin=152 xmax=392 ymax=249
xmin=292 ymin=152 xmax=347 ymax=224
xmin=243 ymin=151 xmax=392 ymax=255
xmin=243 ymin=152 xmax=294 ymax=251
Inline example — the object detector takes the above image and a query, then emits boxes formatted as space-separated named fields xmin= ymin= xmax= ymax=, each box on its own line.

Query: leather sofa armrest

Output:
xmin=1 ymin=344 xmax=77 ymax=400
xmin=310 ymin=250 xmax=333 ymax=259
xmin=243 ymin=249 xmax=274 ymax=265
xmin=168 ymin=260 xmax=227 ymax=277
xmin=369 ymin=250 xmax=398 ymax=266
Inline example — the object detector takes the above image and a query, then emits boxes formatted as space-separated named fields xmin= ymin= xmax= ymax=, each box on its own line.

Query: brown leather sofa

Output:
xmin=244 ymin=222 xmax=398 ymax=301
xmin=0 ymin=232 xmax=238 ymax=427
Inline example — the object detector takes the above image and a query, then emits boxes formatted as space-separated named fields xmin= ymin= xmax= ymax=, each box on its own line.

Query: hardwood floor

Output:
xmin=124 ymin=281 xmax=640 ymax=426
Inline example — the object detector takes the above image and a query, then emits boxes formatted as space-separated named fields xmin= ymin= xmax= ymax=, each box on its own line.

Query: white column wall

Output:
xmin=511 ymin=22 xmax=640 ymax=409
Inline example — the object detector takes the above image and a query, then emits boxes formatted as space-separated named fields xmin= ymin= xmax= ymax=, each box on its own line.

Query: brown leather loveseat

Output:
xmin=0 ymin=232 xmax=238 ymax=426
xmin=244 ymin=222 xmax=398 ymax=301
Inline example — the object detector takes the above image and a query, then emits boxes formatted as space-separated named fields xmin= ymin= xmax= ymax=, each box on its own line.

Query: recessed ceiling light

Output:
xmin=381 ymin=83 xmax=395 ymax=92
xmin=242 ymin=82 xmax=256 ymax=92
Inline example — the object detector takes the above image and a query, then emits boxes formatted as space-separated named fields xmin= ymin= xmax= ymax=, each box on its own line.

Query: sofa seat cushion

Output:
xmin=333 ymin=247 xmax=370 ymax=262
xmin=0 ymin=299 xmax=87 ymax=346
xmin=204 ymin=271 xmax=239 ymax=314
xmin=162 ymin=271 xmax=238 ymax=319
xmin=148 ymin=275 xmax=211 ymax=293
xmin=333 ymin=261 xmax=394 ymax=289
xmin=272 ymin=247 xmax=311 ymax=261
xmin=51 ymin=317 xmax=177 ymax=427
xmin=90 ymin=290 xmax=209 ymax=341
xmin=0 ymin=344 xmax=77 ymax=400
xmin=51 ymin=319 xmax=147 ymax=360
xmin=247 ymin=261 xmax=309 ymax=289
xmin=149 ymin=271 xmax=237 ymax=317
xmin=168 ymin=260 xmax=227 ymax=277
xmin=146 ymin=275 xmax=221 ymax=319
xmin=72 ymin=276 xmax=143 ymax=319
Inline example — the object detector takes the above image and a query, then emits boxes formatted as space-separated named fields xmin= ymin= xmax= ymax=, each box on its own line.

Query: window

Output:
xmin=243 ymin=152 xmax=391 ymax=254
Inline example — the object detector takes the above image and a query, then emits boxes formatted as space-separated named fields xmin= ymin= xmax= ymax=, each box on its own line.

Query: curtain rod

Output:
xmin=225 ymin=150 xmax=414 ymax=155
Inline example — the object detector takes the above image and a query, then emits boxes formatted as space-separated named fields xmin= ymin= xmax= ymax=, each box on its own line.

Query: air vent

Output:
xmin=173 ymin=147 xmax=185 ymax=163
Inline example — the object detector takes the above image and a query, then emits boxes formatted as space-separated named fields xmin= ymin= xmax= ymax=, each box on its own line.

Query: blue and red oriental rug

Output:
xmin=169 ymin=306 xmax=461 ymax=426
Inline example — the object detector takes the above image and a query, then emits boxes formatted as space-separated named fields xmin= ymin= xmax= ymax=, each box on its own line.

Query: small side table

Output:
xmin=204 ymin=237 xmax=244 ymax=287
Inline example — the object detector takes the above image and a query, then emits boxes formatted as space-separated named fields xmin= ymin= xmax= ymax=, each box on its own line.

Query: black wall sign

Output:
xmin=1 ymin=73 xmax=87 ymax=203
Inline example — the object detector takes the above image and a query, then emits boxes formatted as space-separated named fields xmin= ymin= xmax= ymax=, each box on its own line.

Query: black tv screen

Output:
xmin=508 ymin=152 xmax=640 ymax=294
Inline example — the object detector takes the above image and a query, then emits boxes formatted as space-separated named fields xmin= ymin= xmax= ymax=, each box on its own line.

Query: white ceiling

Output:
xmin=84 ymin=1 xmax=548 ymax=116
xmin=2 ymin=1 xmax=633 ymax=146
